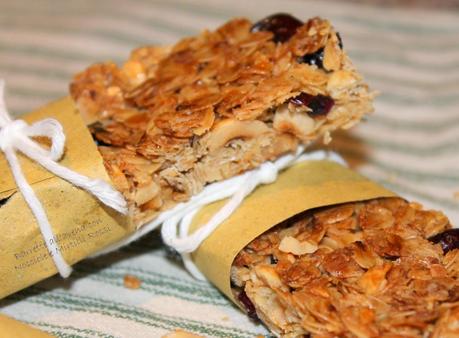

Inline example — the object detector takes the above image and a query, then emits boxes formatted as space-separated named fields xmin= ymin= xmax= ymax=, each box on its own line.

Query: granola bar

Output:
xmin=70 ymin=14 xmax=374 ymax=226
xmin=231 ymin=197 xmax=459 ymax=337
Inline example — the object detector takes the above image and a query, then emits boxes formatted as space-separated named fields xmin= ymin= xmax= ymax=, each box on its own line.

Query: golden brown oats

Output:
xmin=231 ymin=198 xmax=459 ymax=337
xmin=70 ymin=15 xmax=374 ymax=227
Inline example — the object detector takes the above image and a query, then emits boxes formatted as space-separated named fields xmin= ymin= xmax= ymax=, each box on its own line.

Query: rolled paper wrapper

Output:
xmin=189 ymin=161 xmax=459 ymax=336
xmin=0 ymin=314 xmax=54 ymax=338
xmin=190 ymin=160 xmax=396 ymax=301
xmin=0 ymin=98 xmax=134 ymax=299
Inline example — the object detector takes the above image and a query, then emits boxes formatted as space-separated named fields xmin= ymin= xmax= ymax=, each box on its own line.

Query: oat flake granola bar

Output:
xmin=231 ymin=197 xmax=459 ymax=337
xmin=70 ymin=14 xmax=373 ymax=226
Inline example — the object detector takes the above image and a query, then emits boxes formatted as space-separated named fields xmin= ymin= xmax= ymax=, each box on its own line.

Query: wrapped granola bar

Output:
xmin=188 ymin=161 xmax=459 ymax=338
xmin=0 ymin=98 xmax=133 ymax=299
xmin=232 ymin=199 xmax=459 ymax=337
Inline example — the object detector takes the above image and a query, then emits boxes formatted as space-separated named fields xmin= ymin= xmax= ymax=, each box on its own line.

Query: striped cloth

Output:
xmin=1 ymin=0 xmax=458 ymax=337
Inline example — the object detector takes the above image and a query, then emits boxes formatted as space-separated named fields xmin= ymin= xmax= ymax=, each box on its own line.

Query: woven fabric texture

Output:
xmin=1 ymin=0 xmax=458 ymax=337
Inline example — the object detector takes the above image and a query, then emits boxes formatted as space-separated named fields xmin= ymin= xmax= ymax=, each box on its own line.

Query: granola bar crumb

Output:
xmin=162 ymin=330 xmax=204 ymax=338
xmin=123 ymin=274 xmax=142 ymax=289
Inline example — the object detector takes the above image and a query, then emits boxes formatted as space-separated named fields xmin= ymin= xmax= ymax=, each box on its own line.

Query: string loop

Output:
xmin=161 ymin=146 xmax=347 ymax=279
xmin=0 ymin=80 xmax=127 ymax=277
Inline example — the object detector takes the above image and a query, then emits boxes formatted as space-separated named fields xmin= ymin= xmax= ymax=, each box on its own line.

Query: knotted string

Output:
xmin=161 ymin=146 xmax=347 ymax=279
xmin=0 ymin=80 xmax=127 ymax=277
xmin=94 ymin=144 xmax=346 ymax=280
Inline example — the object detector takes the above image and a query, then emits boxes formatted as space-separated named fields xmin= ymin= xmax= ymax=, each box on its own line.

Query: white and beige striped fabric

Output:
xmin=1 ymin=0 xmax=458 ymax=337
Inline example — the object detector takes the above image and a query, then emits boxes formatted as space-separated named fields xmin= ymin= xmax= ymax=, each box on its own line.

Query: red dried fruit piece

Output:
xmin=298 ymin=48 xmax=325 ymax=68
xmin=429 ymin=229 xmax=459 ymax=254
xmin=237 ymin=290 xmax=259 ymax=321
xmin=251 ymin=13 xmax=303 ymax=43
xmin=290 ymin=93 xmax=334 ymax=118
xmin=298 ymin=32 xmax=343 ymax=69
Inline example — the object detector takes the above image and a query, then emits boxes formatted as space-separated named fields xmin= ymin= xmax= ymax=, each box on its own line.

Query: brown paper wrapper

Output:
xmin=0 ymin=98 xmax=134 ymax=299
xmin=189 ymin=161 xmax=396 ymax=302
xmin=0 ymin=314 xmax=54 ymax=338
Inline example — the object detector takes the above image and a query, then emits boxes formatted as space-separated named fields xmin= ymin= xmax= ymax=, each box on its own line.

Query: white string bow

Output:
xmin=0 ymin=80 xmax=127 ymax=278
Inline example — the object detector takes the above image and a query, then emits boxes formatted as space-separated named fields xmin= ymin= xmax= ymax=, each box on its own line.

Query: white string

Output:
xmin=0 ymin=80 xmax=127 ymax=278
xmin=96 ymin=148 xmax=345 ymax=272
xmin=93 ymin=146 xmax=347 ymax=262
xmin=159 ymin=146 xmax=347 ymax=279
xmin=95 ymin=144 xmax=346 ymax=280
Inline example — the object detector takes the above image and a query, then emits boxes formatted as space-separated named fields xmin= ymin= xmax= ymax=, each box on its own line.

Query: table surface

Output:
xmin=1 ymin=0 xmax=459 ymax=337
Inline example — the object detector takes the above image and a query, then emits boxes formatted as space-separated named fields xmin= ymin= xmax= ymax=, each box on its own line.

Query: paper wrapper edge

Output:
xmin=0 ymin=97 xmax=107 ymax=196
xmin=190 ymin=161 xmax=396 ymax=301
xmin=0 ymin=97 xmax=133 ymax=299
xmin=0 ymin=314 xmax=54 ymax=338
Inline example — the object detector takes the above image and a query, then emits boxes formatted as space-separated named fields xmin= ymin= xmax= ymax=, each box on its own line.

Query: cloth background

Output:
xmin=1 ymin=0 xmax=458 ymax=337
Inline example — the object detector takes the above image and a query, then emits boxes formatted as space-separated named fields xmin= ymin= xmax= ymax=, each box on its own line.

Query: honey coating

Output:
xmin=70 ymin=15 xmax=374 ymax=226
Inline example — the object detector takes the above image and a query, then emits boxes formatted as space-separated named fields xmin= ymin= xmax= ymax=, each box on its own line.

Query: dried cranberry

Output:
xmin=298 ymin=32 xmax=343 ymax=68
xmin=237 ymin=290 xmax=259 ymax=321
xmin=290 ymin=93 xmax=334 ymax=118
xmin=298 ymin=48 xmax=325 ymax=68
xmin=251 ymin=13 xmax=303 ymax=43
xmin=429 ymin=229 xmax=459 ymax=254
xmin=382 ymin=254 xmax=399 ymax=261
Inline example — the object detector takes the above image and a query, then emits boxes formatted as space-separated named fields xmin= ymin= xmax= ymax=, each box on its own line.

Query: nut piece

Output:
xmin=323 ymin=36 xmax=342 ymax=71
xmin=123 ymin=274 xmax=142 ymax=289
xmin=200 ymin=119 xmax=271 ymax=152
xmin=255 ymin=265 xmax=285 ymax=290
xmin=359 ymin=263 xmax=391 ymax=295
xmin=273 ymin=104 xmax=316 ymax=141
xmin=279 ymin=236 xmax=318 ymax=255
xmin=133 ymin=180 xmax=160 ymax=205
xmin=327 ymin=70 xmax=357 ymax=92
